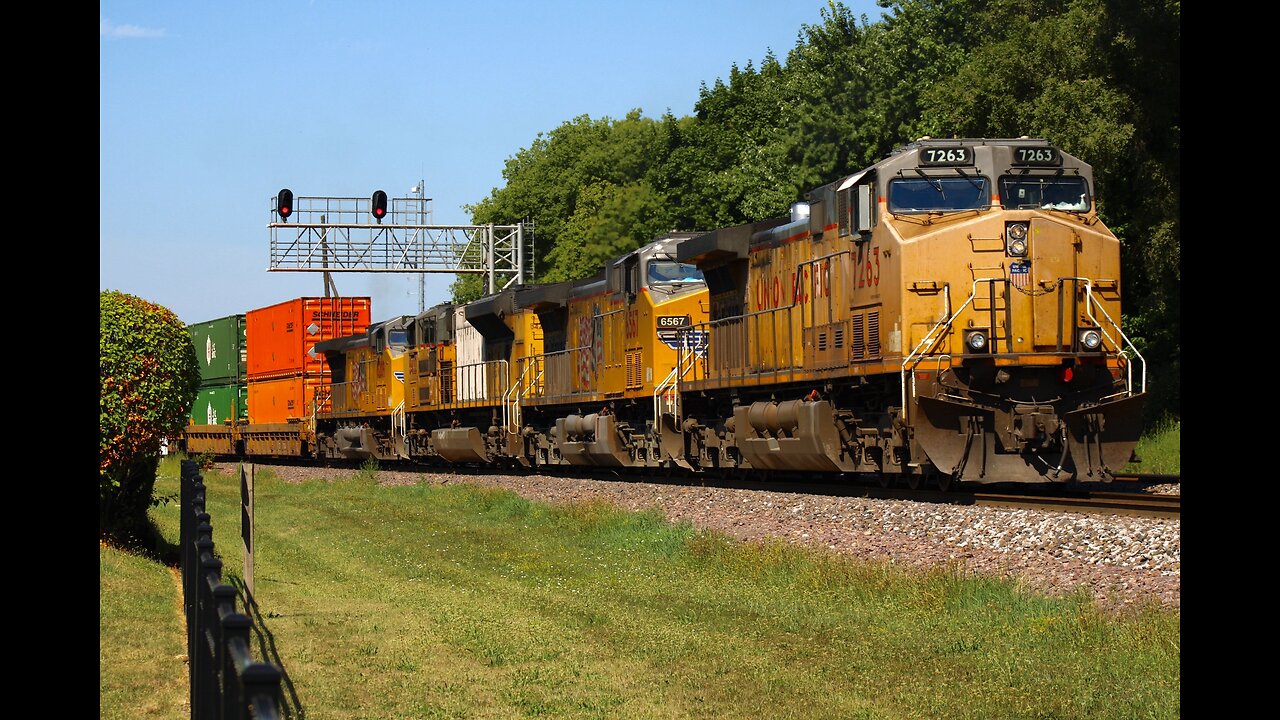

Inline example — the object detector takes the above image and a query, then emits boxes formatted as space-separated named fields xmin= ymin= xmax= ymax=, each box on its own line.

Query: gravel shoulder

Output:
xmin=221 ymin=462 xmax=1180 ymax=614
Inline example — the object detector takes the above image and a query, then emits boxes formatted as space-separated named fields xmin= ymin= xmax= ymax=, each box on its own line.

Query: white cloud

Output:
xmin=100 ymin=16 xmax=166 ymax=39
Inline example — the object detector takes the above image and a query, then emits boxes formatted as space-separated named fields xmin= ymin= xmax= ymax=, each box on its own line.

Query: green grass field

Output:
xmin=100 ymin=455 xmax=1180 ymax=719
xmin=1123 ymin=417 xmax=1180 ymax=474
xmin=99 ymin=536 xmax=188 ymax=718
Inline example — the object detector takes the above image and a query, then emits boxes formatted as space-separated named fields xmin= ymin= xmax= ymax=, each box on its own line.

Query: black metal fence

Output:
xmin=181 ymin=459 xmax=283 ymax=720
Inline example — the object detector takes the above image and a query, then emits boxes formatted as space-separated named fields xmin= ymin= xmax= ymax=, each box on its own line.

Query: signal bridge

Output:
xmin=267 ymin=191 xmax=526 ymax=295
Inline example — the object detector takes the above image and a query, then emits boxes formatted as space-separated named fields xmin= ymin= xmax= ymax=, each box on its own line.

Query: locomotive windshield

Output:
xmin=888 ymin=177 xmax=989 ymax=213
xmin=999 ymin=176 xmax=1090 ymax=211
xmin=647 ymin=261 xmax=704 ymax=284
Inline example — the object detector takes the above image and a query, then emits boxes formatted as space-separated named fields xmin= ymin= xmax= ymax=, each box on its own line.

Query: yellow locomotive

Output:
xmin=673 ymin=137 xmax=1143 ymax=486
xmin=217 ymin=137 xmax=1142 ymax=489
xmin=312 ymin=232 xmax=710 ymax=470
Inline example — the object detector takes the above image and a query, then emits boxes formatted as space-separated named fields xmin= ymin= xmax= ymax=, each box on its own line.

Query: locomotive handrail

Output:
xmin=654 ymin=365 xmax=680 ymax=427
xmin=900 ymin=281 xmax=961 ymax=424
xmin=681 ymin=249 xmax=850 ymax=385
xmin=513 ymin=355 xmax=541 ymax=400
xmin=325 ymin=382 xmax=350 ymax=413
xmin=520 ymin=345 xmax=591 ymax=404
xmin=391 ymin=401 xmax=407 ymax=458
xmin=900 ymin=277 xmax=1147 ymax=423
xmin=683 ymin=304 xmax=800 ymax=384
xmin=795 ymin=249 xmax=851 ymax=328
xmin=654 ymin=338 xmax=701 ymax=426
xmin=312 ymin=386 xmax=333 ymax=438
xmin=1064 ymin=277 xmax=1147 ymax=395
xmin=450 ymin=359 xmax=508 ymax=406
xmin=503 ymin=358 xmax=537 ymax=435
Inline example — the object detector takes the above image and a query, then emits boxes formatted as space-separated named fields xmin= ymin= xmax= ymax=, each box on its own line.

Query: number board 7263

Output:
xmin=1012 ymin=146 xmax=1061 ymax=166
xmin=918 ymin=147 xmax=973 ymax=166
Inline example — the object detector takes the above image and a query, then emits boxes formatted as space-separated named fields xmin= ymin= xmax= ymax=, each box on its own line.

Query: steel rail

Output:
xmin=972 ymin=491 xmax=1179 ymax=519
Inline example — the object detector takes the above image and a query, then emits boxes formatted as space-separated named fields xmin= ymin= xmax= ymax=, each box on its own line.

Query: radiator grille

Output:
xmin=439 ymin=361 xmax=454 ymax=403
xmin=626 ymin=351 xmax=643 ymax=390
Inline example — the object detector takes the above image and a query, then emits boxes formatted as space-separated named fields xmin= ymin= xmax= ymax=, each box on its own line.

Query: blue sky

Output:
xmin=101 ymin=0 xmax=883 ymax=324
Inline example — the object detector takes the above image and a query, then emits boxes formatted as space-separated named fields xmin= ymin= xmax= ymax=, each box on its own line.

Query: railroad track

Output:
xmin=971 ymin=491 xmax=1180 ymax=519
xmin=1111 ymin=473 xmax=1180 ymax=484
xmin=212 ymin=456 xmax=1180 ymax=519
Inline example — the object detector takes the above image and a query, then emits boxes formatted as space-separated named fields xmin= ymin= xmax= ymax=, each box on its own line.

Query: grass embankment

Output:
xmin=99 ymin=456 xmax=189 ymax=718
xmin=114 ymin=458 xmax=1181 ymax=719
xmin=1123 ymin=417 xmax=1180 ymax=475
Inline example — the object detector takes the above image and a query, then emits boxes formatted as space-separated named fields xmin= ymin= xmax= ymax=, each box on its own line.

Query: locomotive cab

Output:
xmin=407 ymin=302 xmax=456 ymax=409
xmin=313 ymin=315 xmax=414 ymax=460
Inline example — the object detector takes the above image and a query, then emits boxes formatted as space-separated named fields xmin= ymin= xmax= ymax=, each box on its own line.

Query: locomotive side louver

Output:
xmin=868 ymin=311 xmax=880 ymax=357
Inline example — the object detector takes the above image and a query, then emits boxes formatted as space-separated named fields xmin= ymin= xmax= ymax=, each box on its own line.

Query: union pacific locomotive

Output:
xmin=181 ymin=138 xmax=1145 ymax=488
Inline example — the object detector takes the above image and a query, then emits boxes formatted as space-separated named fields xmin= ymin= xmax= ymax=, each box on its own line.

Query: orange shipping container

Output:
xmin=247 ymin=374 xmax=334 ymax=424
xmin=247 ymin=297 xmax=371 ymax=381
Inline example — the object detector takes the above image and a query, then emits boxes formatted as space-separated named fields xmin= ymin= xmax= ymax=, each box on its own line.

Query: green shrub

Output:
xmin=100 ymin=290 xmax=200 ymax=540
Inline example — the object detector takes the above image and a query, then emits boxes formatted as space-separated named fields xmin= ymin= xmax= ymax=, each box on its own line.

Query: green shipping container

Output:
xmin=188 ymin=383 xmax=249 ymax=426
xmin=188 ymin=315 xmax=247 ymax=384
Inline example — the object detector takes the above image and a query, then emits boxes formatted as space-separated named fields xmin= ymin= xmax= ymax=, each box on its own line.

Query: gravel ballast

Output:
xmin=222 ymin=462 xmax=1179 ymax=613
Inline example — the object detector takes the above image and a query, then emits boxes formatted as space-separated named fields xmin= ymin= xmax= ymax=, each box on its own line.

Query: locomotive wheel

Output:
xmin=935 ymin=473 xmax=953 ymax=492
xmin=877 ymin=472 xmax=893 ymax=488
xmin=905 ymin=473 xmax=922 ymax=491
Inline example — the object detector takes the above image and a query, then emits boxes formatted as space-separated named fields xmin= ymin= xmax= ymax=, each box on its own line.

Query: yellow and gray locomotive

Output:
xmin=308 ymin=138 xmax=1143 ymax=487
xmin=672 ymin=137 xmax=1143 ymax=486
xmin=312 ymin=233 xmax=711 ymax=469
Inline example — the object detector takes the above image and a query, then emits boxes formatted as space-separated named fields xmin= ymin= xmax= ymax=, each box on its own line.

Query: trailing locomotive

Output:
xmin=313 ymin=231 xmax=709 ymax=469
xmin=181 ymin=138 xmax=1145 ymax=488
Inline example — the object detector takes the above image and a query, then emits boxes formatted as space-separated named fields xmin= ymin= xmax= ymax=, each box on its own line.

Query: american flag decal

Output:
xmin=1010 ymin=261 xmax=1030 ymax=289
xmin=657 ymin=329 xmax=709 ymax=357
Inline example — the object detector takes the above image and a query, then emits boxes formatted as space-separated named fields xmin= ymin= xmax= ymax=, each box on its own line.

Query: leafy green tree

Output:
xmin=460 ymin=110 xmax=690 ymax=295
xmin=449 ymin=273 xmax=487 ymax=305
xmin=456 ymin=0 xmax=1178 ymax=420
xmin=915 ymin=0 xmax=1179 ymax=420
xmin=100 ymin=291 xmax=200 ymax=541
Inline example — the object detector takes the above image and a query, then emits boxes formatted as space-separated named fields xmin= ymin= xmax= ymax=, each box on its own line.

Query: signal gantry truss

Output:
xmin=268 ymin=194 xmax=525 ymax=294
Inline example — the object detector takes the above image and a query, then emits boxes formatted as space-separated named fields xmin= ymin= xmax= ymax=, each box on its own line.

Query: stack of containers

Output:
xmin=187 ymin=315 xmax=248 ymax=426
xmin=246 ymin=297 xmax=372 ymax=424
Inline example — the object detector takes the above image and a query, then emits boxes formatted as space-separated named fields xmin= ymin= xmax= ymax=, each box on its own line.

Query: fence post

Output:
xmin=212 ymin=583 xmax=236 ymax=718
xmin=241 ymin=464 xmax=254 ymax=601
xmin=181 ymin=458 xmax=284 ymax=720
xmin=240 ymin=662 xmax=283 ymax=719
xmin=197 ymin=555 xmax=223 ymax=720
xmin=180 ymin=460 xmax=196 ymax=701
xmin=216 ymin=600 xmax=248 ymax=720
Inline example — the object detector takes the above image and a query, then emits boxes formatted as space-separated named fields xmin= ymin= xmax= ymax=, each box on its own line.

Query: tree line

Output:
xmin=459 ymin=0 xmax=1178 ymax=421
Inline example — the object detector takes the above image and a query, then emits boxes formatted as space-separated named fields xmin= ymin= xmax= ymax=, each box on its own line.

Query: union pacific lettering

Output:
xmin=753 ymin=258 xmax=833 ymax=311
xmin=751 ymin=226 xmax=833 ymax=312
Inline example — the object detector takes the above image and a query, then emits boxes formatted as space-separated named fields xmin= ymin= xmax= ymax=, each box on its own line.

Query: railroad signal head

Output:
xmin=276 ymin=188 xmax=294 ymax=221
xmin=371 ymin=190 xmax=388 ymax=222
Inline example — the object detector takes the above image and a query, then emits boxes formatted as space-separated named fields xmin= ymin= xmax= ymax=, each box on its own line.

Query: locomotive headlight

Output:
xmin=1080 ymin=329 xmax=1102 ymax=350
xmin=1006 ymin=222 xmax=1029 ymax=256
xmin=965 ymin=330 xmax=988 ymax=352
